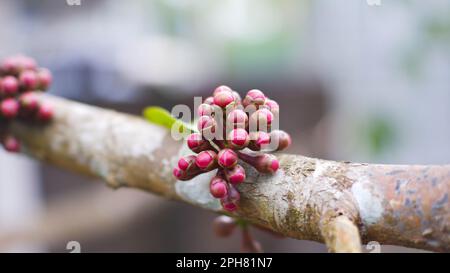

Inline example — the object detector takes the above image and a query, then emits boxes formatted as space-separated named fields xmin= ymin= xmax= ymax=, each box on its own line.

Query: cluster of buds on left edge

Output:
xmin=0 ymin=55 xmax=54 ymax=153
xmin=173 ymin=85 xmax=291 ymax=212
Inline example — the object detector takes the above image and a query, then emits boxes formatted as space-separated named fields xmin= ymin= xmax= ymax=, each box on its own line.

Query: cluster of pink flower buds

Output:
xmin=0 ymin=55 xmax=54 ymax=153
xmin=173 ymin=86 xmax=291 ymax=212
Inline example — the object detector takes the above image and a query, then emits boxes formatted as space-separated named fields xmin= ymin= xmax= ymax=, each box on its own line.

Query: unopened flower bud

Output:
xmin=243 ymin=89 xmax=266 ymax=107
xmin=195 ymin=150 xmax=218 ymax=170
xmin=186 ymin=133 xmax=214 ymax=153
xmin=18 ymin=92 xmax=39 ymax=113
xmin=248 ymin=131 xmax=270 ymax=151
xmin=218 ymin=148 xmax=238 ymax=169
xmin=197 ymin=103 xmax=214 ymax=117
xmin=0 ymin=98 xmax=19 ymax=119
xmin=213 ymin=90 xmax=235 ymax=108
xmin=249 ymin=108 xmax=273 ymax=131
xmin=37 ymin=68 xmax=52 ymax=91
xmin=227 ymin=128 xmax=249 ymax=150
xmin=178 ymin=155 xmax=197 ymax=171
xmin=213 ymin=85 xmax=232 ymax=96
xmin=269 ymin=130 xmax=292 ymax=151
xmin=220 ymin=184 xmax=240 ymax=212
xmin=0 ymin=76 xmax=19 ymax=96
xmin=197 ymin=115 xmax=216 ymax=138
xmin=226 ymin=109 xmax=248 ymax=129
xmin=263 ymin=99 xmax=279 ymax=115
xmin=238 ymin=152 xmax=279 ymax=174
xmin=204 ymin=96 xmax=214 ymax=105
xmin=224 ymin=164 xmax=246 ymax=185
xmin=36 ymin=103 xmax=54 ymax=122
xmin=210 ymin=176 xmax=228 ymax=198
xmin=2 ymin=135 xmax=20 ymax=153
xmin=19 ymin=70 xmax=38 ymax=90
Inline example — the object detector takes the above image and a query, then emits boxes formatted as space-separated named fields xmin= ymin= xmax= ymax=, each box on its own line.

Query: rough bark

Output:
xmin=9 ymin=94 xmax=450 ymax=252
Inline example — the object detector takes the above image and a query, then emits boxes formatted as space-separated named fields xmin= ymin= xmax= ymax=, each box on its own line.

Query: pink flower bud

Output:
xmin=173 ymin=166 xmax=204 ymax=181
xmin=232 ymin=91 xmax=242 ymax=104
xmin=1 ymin=57 xmax=19 ymax=75
xmin=269 ymin=130 xmax=292 ymax=151
xmin=225 ymin=164 xmax=246 ymax=185
xmin=178 ymin=155 xmax=197 ymax=171
xmin=197 ymin=103 xmax=214 ymax=117
xmin=238 ymin=152 xmax=279 ymax=174
xmin=264 ymin=99 xmax=279 ymax=115
xmin=203 ymin=96 xmax=214 ymax=105
xmin=218 ymin=148 xmax=238 ymax=169
xmin=213 ymin=90 xmax=235 ymax=108
xmin=227 ymin=128 xmax=249 ymax=150
xmin=210 ymin=176 xmax=228 ymax=198
xmin=36 ymin=103 xmax=53 ymax=122
xmin=2 ymin=135 xmax=20 ymax=153
xmin=0 ymin=98 xmax=19 ymax=119
xmin=195 ymin=150 xmax=218 ymax=170
xmin=187 ymin=133 xmax=213 ymax=153
xmin=37 ymin=68 xmax=53 ymax=91
xmin=243 ymin=89 xmax=266 ymax=107
xmin=248 ymin=131 xmax=270 ymax=151
xmin=249 ymin=108 xmax=273 ymax=131
xmin=220 ymin=184 xmax=240 ymax=212
xmin=213 ymin=85 xmax=232 ymax=96
xmin=0 ymin=76 xmax=19 ymax=96
xmin=19 ymin=70 xmax=38 ymax=90
xmin=197 ymin=115 xmax=216 ymax=133
xmin=221 ymin=200 xmax=238 ymax=212
xmin=18 ymin=92 xmax=39 ymax=113
xmin=226 ymin=109 xmax=248 ymax=128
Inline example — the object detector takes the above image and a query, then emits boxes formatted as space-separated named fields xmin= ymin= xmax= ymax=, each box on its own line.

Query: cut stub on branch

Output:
xmin=10 ymin=94 xmax=450 ymax=252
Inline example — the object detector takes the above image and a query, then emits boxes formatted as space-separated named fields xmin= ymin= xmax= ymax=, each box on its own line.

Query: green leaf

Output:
xmin=142 ymin=106 xmax=197 ymax=133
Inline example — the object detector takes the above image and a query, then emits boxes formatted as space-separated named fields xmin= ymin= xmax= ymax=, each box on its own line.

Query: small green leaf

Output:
xmin=143 ymin=106 xmax=197 ymax=133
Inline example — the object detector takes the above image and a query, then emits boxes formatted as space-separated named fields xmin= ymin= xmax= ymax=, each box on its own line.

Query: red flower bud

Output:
xmin=218 ymin=148 xmax=238 ymax=169
xmin=213 ymin=85 xmax=232 ymax=96
xmin=37 ymin=68 xmax=52 ymax=91
xmin=213 ymin=215 xmax=237 ymax=237
xmin=0 ymin=98 xmax=19 ymax=119
xmin=213 ymin=90 xmax=235 ymax=108
xmin=195 ymin=150 xmax=218 ymax=170
xmin=238 ymin=152 xmax=279 ymax=174
xmin=2 ymin=135 xmax=20 ymax=153
xmin=227 ymin=128 xmax=249 ymax=150
xmin=210 ymin=176 xmax=228 ymax=198
xmin=19 ymin=70 xmax=38 ymax=90
xmin=36 ymin=103 xmax=53 ymax=122
xmin=0 ymin=76 xmax=19 ymax=96
xmin=224 ymin=164 xmax=246 ymax=185
xmin=243 ymin=89 xmax=266 ymax=107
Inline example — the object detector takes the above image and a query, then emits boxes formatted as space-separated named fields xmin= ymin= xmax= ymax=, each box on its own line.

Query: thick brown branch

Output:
xmin=9 ymin=94 xmax=450 ymax=252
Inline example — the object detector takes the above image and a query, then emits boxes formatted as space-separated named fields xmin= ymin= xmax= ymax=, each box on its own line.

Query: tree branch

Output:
xmin=9 ymin=94 xmax=450 ymax=252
